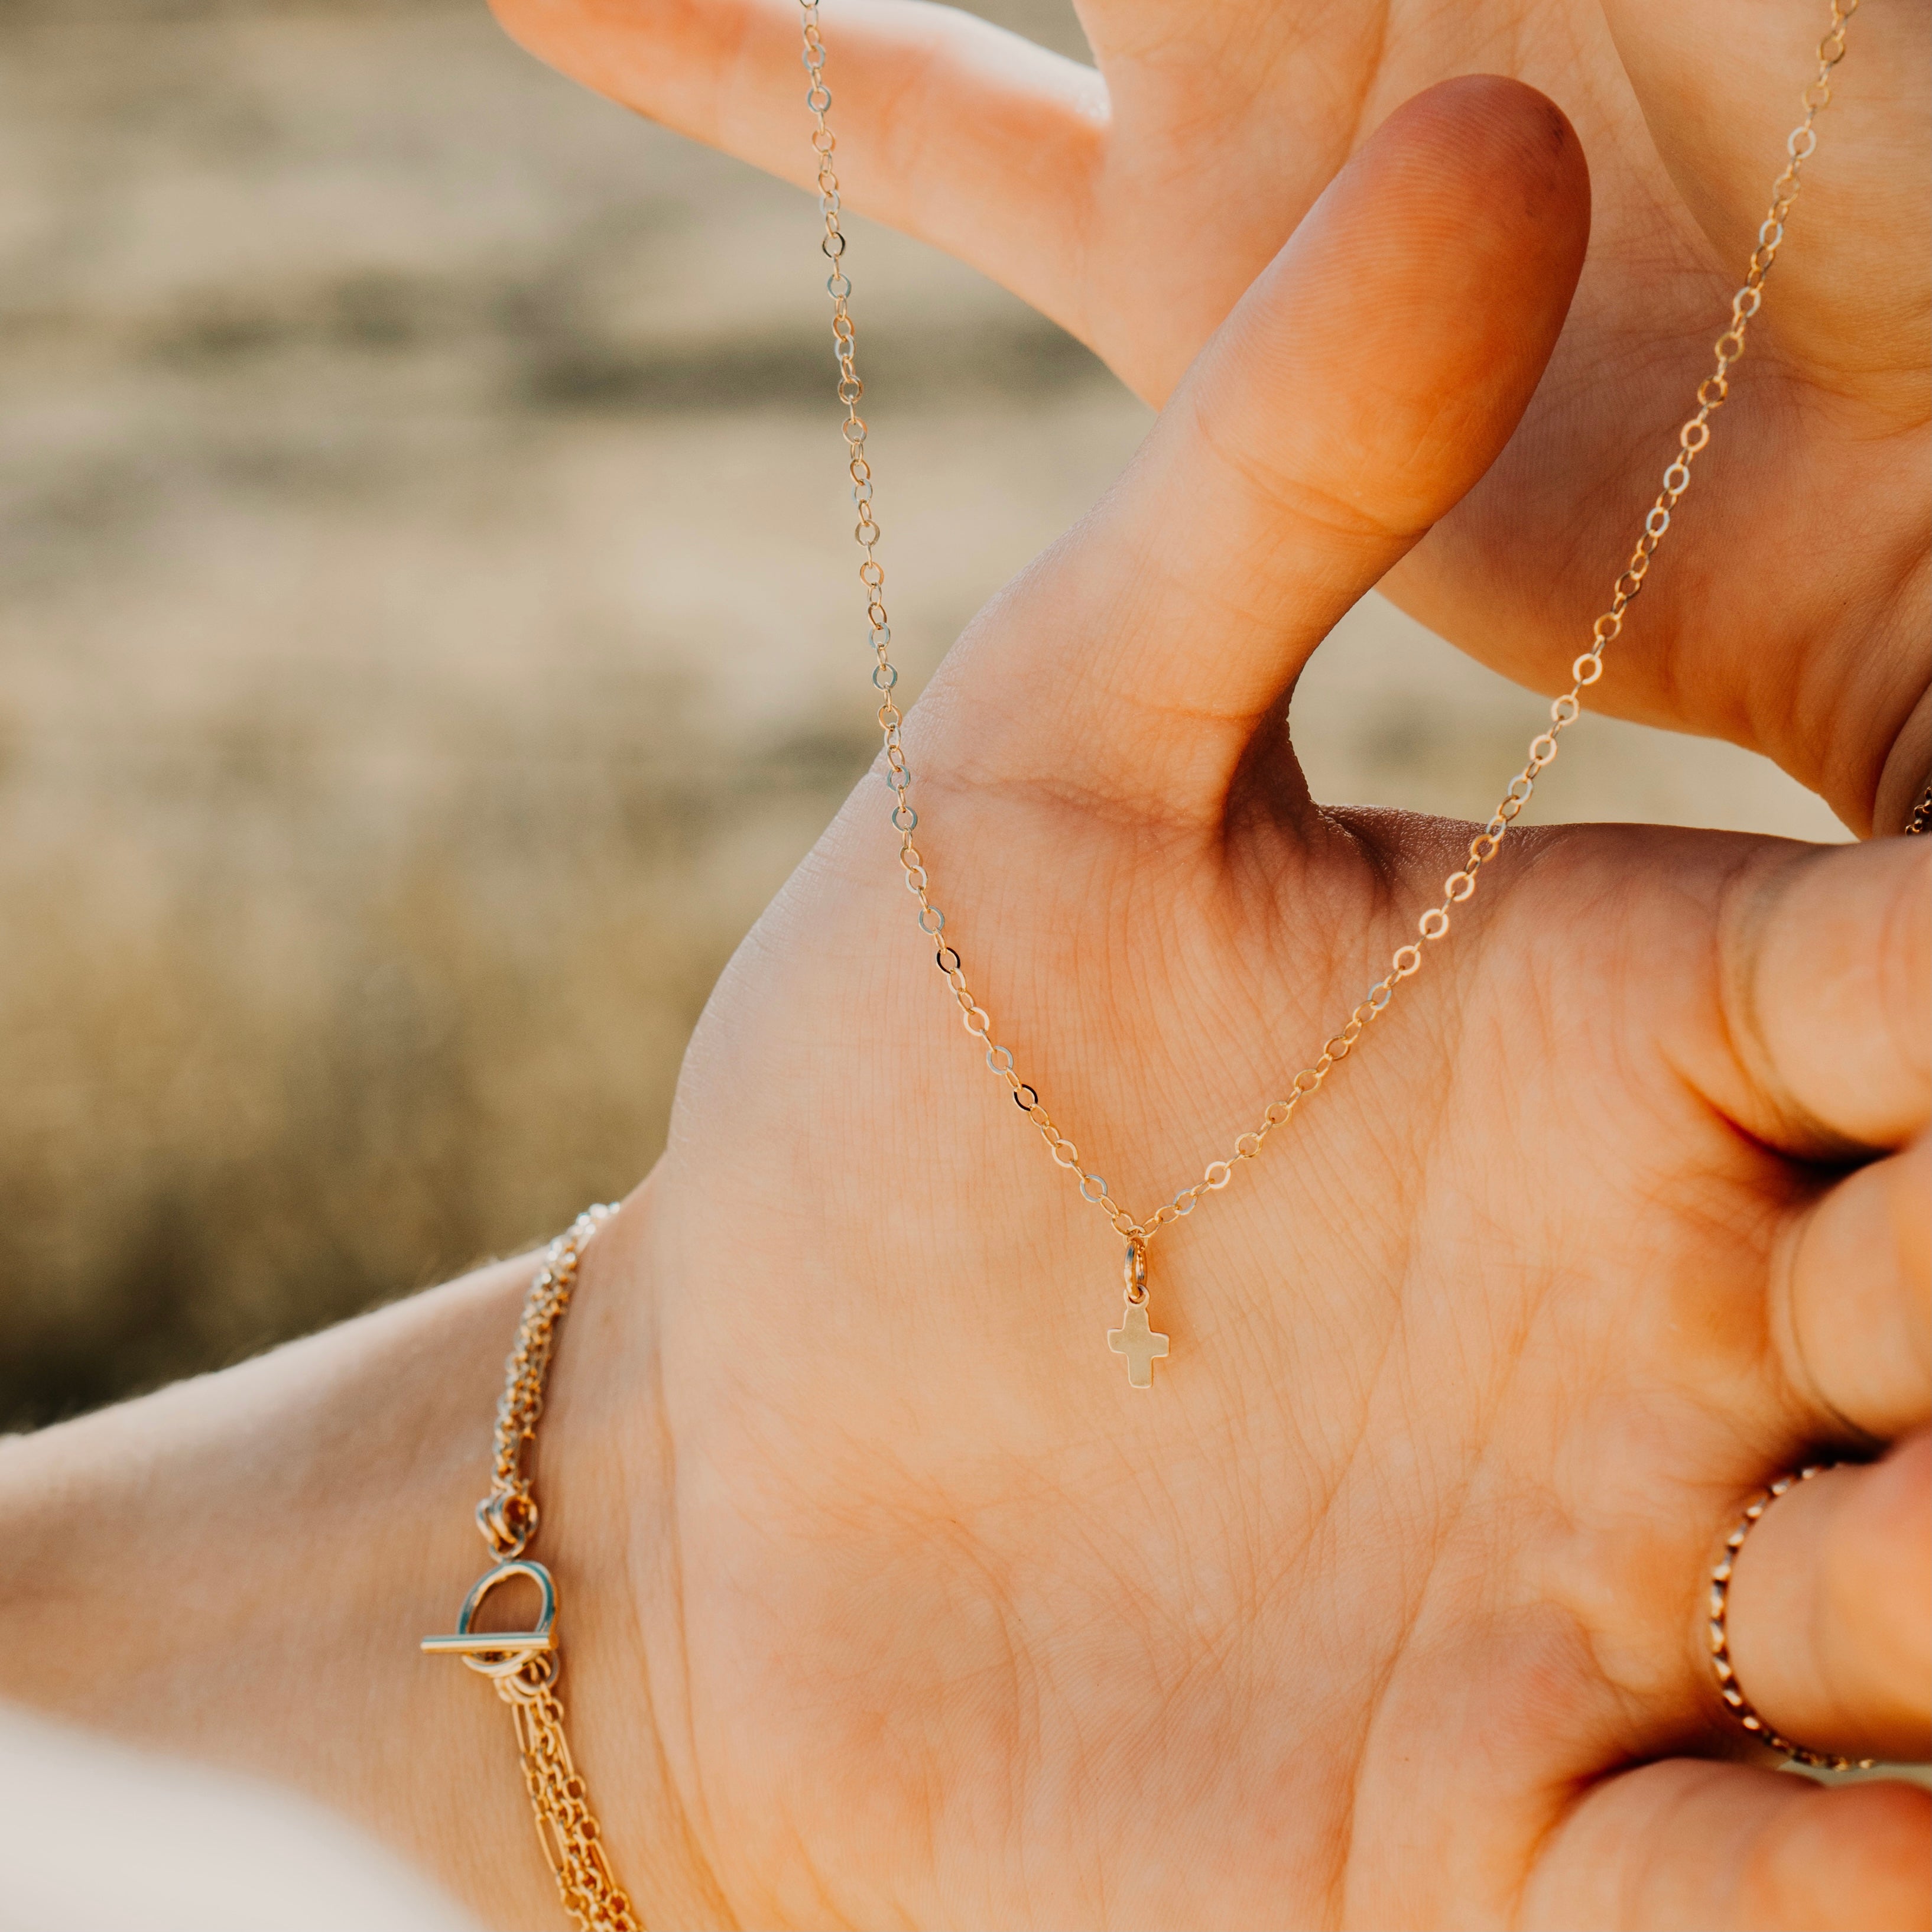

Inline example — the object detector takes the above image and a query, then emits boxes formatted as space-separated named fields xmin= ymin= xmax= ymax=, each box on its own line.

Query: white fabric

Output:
xmin=0 ymin=1703 xmax=476 ymax=1931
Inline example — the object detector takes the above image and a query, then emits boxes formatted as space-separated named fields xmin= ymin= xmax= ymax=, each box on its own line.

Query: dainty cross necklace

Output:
xmin=794 ymin=0 xmax=1858 ymax=1386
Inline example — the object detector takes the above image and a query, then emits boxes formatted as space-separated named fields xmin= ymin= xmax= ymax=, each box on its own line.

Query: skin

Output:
xmin=0 ymin=85 xmax=1925 ymax=1929
xmin=485 ymin=0 xmax=1932 ymax=836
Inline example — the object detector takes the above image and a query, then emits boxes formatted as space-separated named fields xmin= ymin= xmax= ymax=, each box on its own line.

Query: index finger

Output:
xmin=489 ymin=0 xmax=1109 ymax=343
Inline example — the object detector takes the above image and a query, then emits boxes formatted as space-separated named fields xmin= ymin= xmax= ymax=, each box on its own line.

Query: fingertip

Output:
xmin=1860 ymin=1428 xmax=1932 ymax=1535
xmin=1526 ymin=1761 xmax=1930 ymax=1931
xmin=1725 ymin=839 xmax=1932 ymax=1154
xmin=1745 ymin=1780 xmax=1932 ymax=1932
xmin=1826 ymin=1433 xmax=1932 ymax=1716
xmin=1378 ymin=74 xmax=1592 ymax=248
xmin=1340 ymin=74 xmax=1592 ymax=320
xmin=484 ymin=0 xmax=657 ymax=99
xmin=958 ymin=72 xmax=1597 ymax=808
xmin=1223 ymin=73 xmax=1593 ymax=541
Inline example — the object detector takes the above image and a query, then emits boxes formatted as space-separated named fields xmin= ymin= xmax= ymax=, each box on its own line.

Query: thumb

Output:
xmin=937 ymin=75 xmax=1590 ymax=819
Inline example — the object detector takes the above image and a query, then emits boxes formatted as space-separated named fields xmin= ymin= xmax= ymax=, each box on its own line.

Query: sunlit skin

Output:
xmin=0 ymin=56 xmax=1925 ymax=1932
xmin=558 ymin=85 xmax=1928 ymax=1928
xmin=489 ymin=0 xmax=1931 ymax=836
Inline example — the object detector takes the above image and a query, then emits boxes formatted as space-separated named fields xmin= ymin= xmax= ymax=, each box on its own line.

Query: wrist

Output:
xmin=0 ymin=1249 xmax=603 ymax=1927
xmin=515 ymin=1183 xmax=735 ymax=1929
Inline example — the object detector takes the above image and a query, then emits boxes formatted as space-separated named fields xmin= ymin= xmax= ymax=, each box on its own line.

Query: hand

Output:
xmin=536 ymin=85 xmax=1925 ymax=1927
xmin=2 ymin=76 xmax=1923 ymax=1932
xmin=488 ymin=0 xmax=1931 ymax=833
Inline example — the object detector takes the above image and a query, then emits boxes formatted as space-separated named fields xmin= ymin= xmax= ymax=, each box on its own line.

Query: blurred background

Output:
xmin=0 ymin=0 xmax=1847 ymax=1431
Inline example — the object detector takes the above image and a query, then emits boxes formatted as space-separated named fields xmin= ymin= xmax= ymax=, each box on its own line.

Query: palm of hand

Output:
xmin=632 ymin=795 xmax=1921 ymax=1928
xmin=495 ymin=0 xmax=1929 ymax=830
xmin=563 ymin=91 xmax=1930 ymax=1930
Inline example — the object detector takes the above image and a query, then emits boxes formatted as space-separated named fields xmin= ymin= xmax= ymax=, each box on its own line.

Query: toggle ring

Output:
xmin=421 ymin=1558 xmax=559 ymax=1682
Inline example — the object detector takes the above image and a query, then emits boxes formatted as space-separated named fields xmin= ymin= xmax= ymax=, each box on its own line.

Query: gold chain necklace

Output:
xmin=798 ymin=0 xmax=1861 ymax=1385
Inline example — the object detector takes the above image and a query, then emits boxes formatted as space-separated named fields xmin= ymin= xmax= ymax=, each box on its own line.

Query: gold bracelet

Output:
xmin=1707 ymin=1464 xmax=1875 ymax=1772
xmin=423 ymin=1206 xmax=642 ymax=1930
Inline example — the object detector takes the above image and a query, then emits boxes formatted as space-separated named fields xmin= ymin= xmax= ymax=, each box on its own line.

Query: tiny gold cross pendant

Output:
xmin=1108 ymin=1303 xmax=1169 ymax=1387
xmin=1107 ymin=1239 xmax=1168 ymax=1387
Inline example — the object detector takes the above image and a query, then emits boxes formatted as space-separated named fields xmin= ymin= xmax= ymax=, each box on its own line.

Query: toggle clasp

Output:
xmin=421 ymin=1557 xmax=557 ymax=1681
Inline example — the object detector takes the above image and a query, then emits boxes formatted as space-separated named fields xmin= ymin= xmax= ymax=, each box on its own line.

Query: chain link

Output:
xmin=1905 ymin=777 xmax=1931 ymax=836
xmin=507 ymin=1661 xmax=643 ymax=1931
xmin=798 ymin=0 xmax=1859 ymax=1245
xmin=476 ymin=1208 xmax=608 ymax=1561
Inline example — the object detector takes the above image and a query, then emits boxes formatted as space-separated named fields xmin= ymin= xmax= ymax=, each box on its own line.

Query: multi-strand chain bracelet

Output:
xmin=420 ymin=1207 xmax=641 ymax=1931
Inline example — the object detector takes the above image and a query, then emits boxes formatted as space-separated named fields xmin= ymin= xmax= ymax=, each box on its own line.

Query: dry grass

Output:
xmin=0 ymin=0 xmax=1843 ymax=1428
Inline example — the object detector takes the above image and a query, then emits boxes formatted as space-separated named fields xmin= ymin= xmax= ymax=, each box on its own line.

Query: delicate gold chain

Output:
xmin=1707 ymin=1464 xmax=1876 ymax=1770
xmin=1906 ymin=777 xmax=1931 ymax=835
xmin=422 ymin=1206 xmax=642 ymax=1932
xmin=478 ymin=1213 xmax=600 ymax=1563
xmin=797 ymin=0 xmax=1858 ymax=1251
